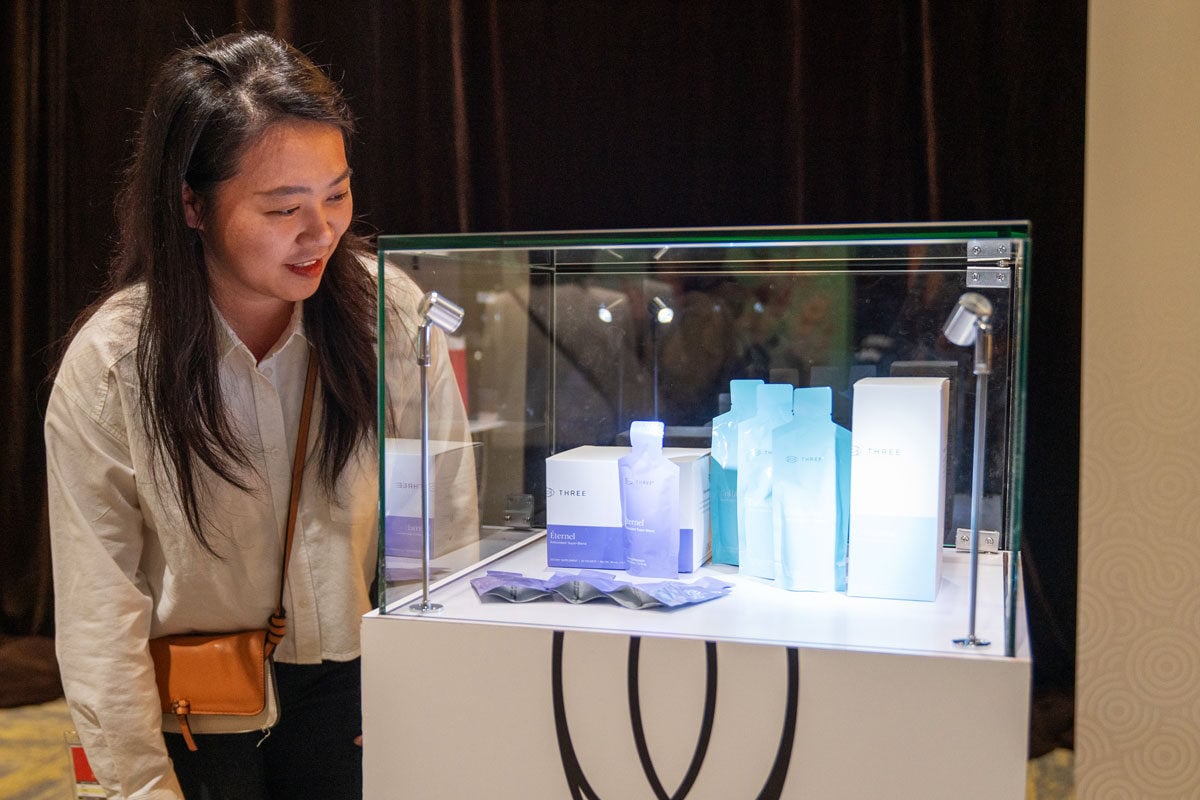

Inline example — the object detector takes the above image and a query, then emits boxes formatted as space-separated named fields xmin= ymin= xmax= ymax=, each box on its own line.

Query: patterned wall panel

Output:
xmin=1079 ymin=3 xmax=1200 ymax=797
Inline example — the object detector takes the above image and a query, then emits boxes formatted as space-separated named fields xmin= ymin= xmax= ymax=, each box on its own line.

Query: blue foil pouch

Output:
xmin=772 ymin=387 xmax=851 ymax=591
xmin=709 ymin=379 xmax=763 ymax=565
xmin=736 ymin=384 xmax=795 ymax=579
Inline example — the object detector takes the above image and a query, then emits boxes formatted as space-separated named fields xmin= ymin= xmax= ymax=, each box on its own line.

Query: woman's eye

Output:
xmin=328 ymin=191 xmax=349 ymax=203
xmin=273 ymin=206 xmax=300 ymax=217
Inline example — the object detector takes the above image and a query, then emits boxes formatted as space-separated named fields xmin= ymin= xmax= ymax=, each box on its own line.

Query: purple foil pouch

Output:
xmin=631 ymin=577 xmax=734 ymax=608
xmin=545 ymin=570 xmax=621 ymax=604
xmin=550 ymin=570 xmax=734 ymax=610
xmin=470 ymin=570 xmax=552 ymax=603
xmin=619 ymin=421 xmax=681 ymax=578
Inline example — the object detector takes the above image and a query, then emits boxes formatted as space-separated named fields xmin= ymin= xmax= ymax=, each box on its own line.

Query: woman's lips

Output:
xmin=286 ymin=257 xmax=324 ymax=277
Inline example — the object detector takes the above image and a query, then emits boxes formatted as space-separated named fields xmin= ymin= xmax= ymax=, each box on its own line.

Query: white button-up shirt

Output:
xmin=47 ymin=268 xmax=473 ymax=798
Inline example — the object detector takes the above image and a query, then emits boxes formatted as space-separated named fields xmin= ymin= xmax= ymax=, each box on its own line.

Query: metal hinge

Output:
xmin=967 ymin=239 xmax=1012 ymax=261
xmin=955 ymin=528 xmax=1001 ymax=553
xmin=503 ymin=493 xmax=534 ymax=529
xmin=966 ymin=266 xmax=1011 ymax=289
xmin=965 ymin=239 xmax=1013 ymax=290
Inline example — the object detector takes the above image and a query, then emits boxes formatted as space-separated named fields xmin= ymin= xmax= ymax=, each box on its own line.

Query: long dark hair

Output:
xmin=85 ymin=31 xmax=377 ymax=553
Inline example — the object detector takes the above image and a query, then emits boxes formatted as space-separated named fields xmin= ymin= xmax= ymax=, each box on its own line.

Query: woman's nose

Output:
xmin=301 ymin=207 xmax=334 ymax=246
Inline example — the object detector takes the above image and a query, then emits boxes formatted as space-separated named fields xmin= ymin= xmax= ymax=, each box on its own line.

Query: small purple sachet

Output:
xmin=469 ymin=570 xmax=552 ymax=603
xmin=471 ymin=569 xmax=732 ymax=610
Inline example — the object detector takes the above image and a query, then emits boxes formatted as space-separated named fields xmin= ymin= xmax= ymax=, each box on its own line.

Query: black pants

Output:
xmin=164 ymin=658 xmax=362 ymax=800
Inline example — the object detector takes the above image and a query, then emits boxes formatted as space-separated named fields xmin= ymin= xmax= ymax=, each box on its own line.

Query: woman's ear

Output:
xmin=182 ymin=183 xmax=203 ymax=230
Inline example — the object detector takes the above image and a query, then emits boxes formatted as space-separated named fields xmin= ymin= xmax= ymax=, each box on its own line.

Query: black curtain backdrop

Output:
xmin=2 ymin=0 xmax=1082 ymax=737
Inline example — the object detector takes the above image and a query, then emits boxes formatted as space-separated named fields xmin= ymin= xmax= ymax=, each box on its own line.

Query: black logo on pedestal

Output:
xmin=550 ymin=631 xmax=800 ymax=799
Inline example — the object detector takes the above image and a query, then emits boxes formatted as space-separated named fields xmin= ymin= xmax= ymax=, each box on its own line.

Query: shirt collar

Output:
xmin=212 ymin=301 xmax=309 ymax=364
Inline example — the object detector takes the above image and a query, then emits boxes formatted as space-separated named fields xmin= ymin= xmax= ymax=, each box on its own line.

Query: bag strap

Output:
xmin=266 ymin=346 xmax=318 ymax=658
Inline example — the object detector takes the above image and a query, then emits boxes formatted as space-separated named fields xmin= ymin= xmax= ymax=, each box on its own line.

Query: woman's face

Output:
xmin=185 ymin=119 xmax=352 ymax=331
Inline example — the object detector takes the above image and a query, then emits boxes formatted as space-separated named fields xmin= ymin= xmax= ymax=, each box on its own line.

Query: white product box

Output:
xmin=846 ymin=377 xmax=949 ymax=601
xmin=384 ymin=438 xmax=478 ymax=559
xmin=545 ymin=447 xmax=625 ymax=569
xmin=545 ymin=446 xmax=711 ymax=572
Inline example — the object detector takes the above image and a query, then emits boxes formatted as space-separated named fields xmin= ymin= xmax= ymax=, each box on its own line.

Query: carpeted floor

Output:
xmin=1027 ymin=748 xmax=1076 ymax=799
xmin=0 ymin=698 xmax=77 ymax=800
xmin=1 ymin=697 xmax=1074 ymax=799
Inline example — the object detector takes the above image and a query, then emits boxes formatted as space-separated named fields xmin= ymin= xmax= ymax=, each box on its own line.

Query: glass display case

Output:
xmin=375 ymin=222 xmax=1029 ymax=657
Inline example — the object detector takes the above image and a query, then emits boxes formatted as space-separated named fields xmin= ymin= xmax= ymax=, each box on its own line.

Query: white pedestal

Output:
xmin=362 ymin=536 xmax=1031 ymax=799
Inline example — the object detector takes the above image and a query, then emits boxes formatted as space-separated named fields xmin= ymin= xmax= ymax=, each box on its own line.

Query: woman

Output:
xmin=46 ymin=31 xmax=469 ymax=799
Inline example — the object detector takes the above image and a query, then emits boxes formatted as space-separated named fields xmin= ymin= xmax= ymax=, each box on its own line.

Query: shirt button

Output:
xmin=262 ymin=366 xmax=274 ymax=378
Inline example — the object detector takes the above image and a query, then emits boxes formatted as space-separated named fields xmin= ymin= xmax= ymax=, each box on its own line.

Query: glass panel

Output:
xmin=378 ymin=224 xmax=1029 ymax=656
xmin=552 ymin=250 xmax=1017 ymax=549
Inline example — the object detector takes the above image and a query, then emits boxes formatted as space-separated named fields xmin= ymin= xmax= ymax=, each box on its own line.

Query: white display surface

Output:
xmin=383 ymin=534 xmax=1017 ymax=658
xmin=362 ymin=536 xmax=1031 ymax=799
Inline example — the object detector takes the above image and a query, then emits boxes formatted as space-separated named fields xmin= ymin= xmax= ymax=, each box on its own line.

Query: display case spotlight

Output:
xmin=943 ymin=291 xmax=994 ymax=649
xmin=650 ymin=296 xmax=674 ymax=324
xmin=410 ymin=290 xmax=465 ymax=615
xmin=597 ymin=296 xmax=625 ymax=324
xmin=942 ymin=292 xmax=992 ymax=347
xmin=419 ymin=291 xmax=465 ymax=335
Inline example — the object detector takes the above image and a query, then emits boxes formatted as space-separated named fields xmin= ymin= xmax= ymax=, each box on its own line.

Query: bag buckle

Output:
xmin=172 ymin=699 xmax=198 ymax=752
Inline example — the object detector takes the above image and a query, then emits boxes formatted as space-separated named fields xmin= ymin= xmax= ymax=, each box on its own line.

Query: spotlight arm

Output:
xmin=942 ymin=292 xmax=994 ymax=649
xmin=410 ymin=291 xmax=464 ymax=615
